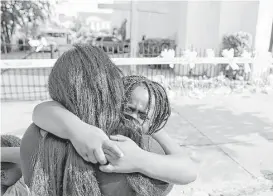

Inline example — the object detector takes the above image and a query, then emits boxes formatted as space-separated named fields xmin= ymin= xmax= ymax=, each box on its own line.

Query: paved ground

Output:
xmin=1 ymin=92 xmax=273 ymax=195
xmin=165 ymin=93 xmax=273 ymax=195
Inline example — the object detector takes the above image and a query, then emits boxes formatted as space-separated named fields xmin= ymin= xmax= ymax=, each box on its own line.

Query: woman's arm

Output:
xmin=1 ymin=147 xmax=21 ymax=164
xmin=101 ymin=133 xmax=197 ymax=185
xmin=32 ymin=101 xmax=123 ymax=164
xmin=33 ymin=101 xmax=90 ymax=140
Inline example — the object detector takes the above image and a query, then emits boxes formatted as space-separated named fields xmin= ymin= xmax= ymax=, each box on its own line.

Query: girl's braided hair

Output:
xmin=122 ymin=75 xmax=171 ymax=135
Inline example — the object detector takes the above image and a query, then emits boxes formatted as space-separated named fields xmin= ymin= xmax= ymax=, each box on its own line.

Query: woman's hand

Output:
xmin=99 ymin=135 xmax=145 ymax=173
xmin=69 ymin=126 xmax=124 ymax=165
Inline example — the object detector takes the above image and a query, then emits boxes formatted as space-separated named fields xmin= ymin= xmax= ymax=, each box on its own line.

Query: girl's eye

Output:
xmin=139 ymin=113 xmax=148 ymax=120
xmin=124 ymin=107 xmax=133 ymax=113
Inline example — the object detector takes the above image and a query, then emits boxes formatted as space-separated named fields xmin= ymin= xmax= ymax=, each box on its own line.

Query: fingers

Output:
xmin=102 ymin=140 xmax=124 ymax=158
xmin=99 ymin=164 xmax=116 ymax=173
xmin=74 ymin=148 xmax=90 ymax=162
xmin=86 ymin=151 xmax=97 ymax=164
xmin=94 ymin=148 xmax=107 ymax=165
xmin=81 ymin=153 xmax=90 ymax=162
xmin=110 ymin=135 xmax=129 ymax=142
xmin=103 ymin=148 xmax=118 ymax=161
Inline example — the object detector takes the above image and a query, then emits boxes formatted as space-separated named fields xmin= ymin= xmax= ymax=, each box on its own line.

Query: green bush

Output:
xmin=222 ymin=31 xmax=252 ymax=57
xmin=221 ymin=32 xmax=253 ymax=80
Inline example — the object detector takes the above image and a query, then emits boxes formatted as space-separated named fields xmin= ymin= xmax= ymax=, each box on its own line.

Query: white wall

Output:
xmin=255 ymin=0 xmax=273 ymax=52
xmin=111 ymin=1 xmax=260 ymax=51
xmin=218 ymin=1 xmax=259 ymax=48
xmin=184 ymin=1 xmax=222 ymax=50
xmin=111 ymin=1 xmax=181 ymax=41
xmin=178 ymin=1 xmax=259 ymax=50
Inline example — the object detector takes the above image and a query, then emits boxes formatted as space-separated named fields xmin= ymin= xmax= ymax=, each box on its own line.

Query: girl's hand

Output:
xmin=69 ymin=126 xmax=124 ymax=164
xmin=99 ymin=135 xmax=145 ymax=173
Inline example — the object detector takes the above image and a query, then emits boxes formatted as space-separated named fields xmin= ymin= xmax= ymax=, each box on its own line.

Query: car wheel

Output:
xmin=124 ymin=45 xmax=129 ymax=53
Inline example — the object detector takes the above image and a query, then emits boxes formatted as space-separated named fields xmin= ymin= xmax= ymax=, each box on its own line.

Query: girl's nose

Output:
xmin=130 ymin=112 xmax=138 ymax=119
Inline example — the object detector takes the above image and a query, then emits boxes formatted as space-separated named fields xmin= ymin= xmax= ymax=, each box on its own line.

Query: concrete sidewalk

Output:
xmin=164 ymin=94 xmax=273 ymax=196
xmin=1 ymin=93 xmax=273 ymax=196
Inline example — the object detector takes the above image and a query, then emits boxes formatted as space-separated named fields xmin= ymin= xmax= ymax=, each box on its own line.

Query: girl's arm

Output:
xmin=32 ymin=101 xmax=123 ymax=164
xmin=101 ymin=133 xmax=197 ymax=185
xmin=137 ymin=130 xmax=197 ymax=185
xmin=1 ymin=147 xmax=21 ymax=164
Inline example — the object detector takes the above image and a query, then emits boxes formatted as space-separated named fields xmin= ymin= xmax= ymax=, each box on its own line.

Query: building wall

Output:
xmin=218 ymin=1 xmax=259 ymax=48
xmin=111 ymin=1 xmax=180 ymax=40
xmin=111 ymin=9 xmax=130 ymax=36
xmin=176 ymin=1 xmax=259 ymax=51
xmin=254 ymin=0 xmax=273 ymax=52
xmin=111 ymin=1 xmax=260 ymax=51
xmin=183 ymin=1 xmax=222 ymax=50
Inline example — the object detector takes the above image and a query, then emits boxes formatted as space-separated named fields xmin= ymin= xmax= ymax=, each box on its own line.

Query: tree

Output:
xmin=1 ymin=0 xmax=51 ymax=53
xmin=119 ymin=19 xmax=127 ymax=41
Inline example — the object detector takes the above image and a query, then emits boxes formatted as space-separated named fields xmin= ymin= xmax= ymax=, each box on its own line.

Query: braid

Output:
xmin=122 ymin=75 xmax=171 ymax=135
xmin=148 ymin=80 xmax=171 ymax=134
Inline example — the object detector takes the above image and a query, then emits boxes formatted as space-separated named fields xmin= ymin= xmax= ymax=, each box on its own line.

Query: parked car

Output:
xmin=28 ymin=37 xmax=58 ymax=53
xmin=94 ymin=36 xmax=130 ymax=53
xmin=37 ymin=28 xmax=70 ymax=52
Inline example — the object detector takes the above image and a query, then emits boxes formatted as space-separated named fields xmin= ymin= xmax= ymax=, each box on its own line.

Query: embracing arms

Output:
xmin=32 ymin=101 xmax=197 ymax=185
xmin=32 ymin=101 xmax=123 ymax=164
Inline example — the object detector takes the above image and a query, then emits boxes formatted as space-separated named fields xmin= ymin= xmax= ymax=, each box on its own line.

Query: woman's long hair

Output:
xmin=48 ymin=44 xmax=124 ymax=135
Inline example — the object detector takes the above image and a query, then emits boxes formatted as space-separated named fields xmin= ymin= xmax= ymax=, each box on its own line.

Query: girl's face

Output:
xmin=124 ymin=86 xmax=155 ymax=134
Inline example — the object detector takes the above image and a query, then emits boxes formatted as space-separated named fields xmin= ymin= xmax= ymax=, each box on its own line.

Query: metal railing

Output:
xmin=1 ymin=57 xmax=272 ymax=101
xmin=1 ymin=43 xmax=220 ymax=59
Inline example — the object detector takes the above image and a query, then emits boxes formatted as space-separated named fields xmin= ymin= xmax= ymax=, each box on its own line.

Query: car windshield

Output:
xmin=45 ymin=33 xmax=65 ymax=37
xmin=103 ymin=37 xmax=112 ymax=41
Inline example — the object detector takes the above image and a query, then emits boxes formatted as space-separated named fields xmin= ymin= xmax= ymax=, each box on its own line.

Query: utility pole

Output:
xmin=129 ymin=0 xmax=138 ymax=73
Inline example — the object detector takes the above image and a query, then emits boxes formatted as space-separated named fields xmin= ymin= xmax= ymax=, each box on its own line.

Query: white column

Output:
xmin=130 ymin=1 xmax=138 ymax=73
xmin=130 ymin=1 xmax=138 ymax=57
xmin=253 ymin=0 xmax=273 ymax=77
xmin=255 ymin=0 xmax=273 ymax=53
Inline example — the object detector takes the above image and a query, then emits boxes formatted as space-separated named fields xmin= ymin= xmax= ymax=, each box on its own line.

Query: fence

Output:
xmin=1 ymin=57 xmax=273 ymax=101
xmin=1 ymin=43 xmax=222 ymax=59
